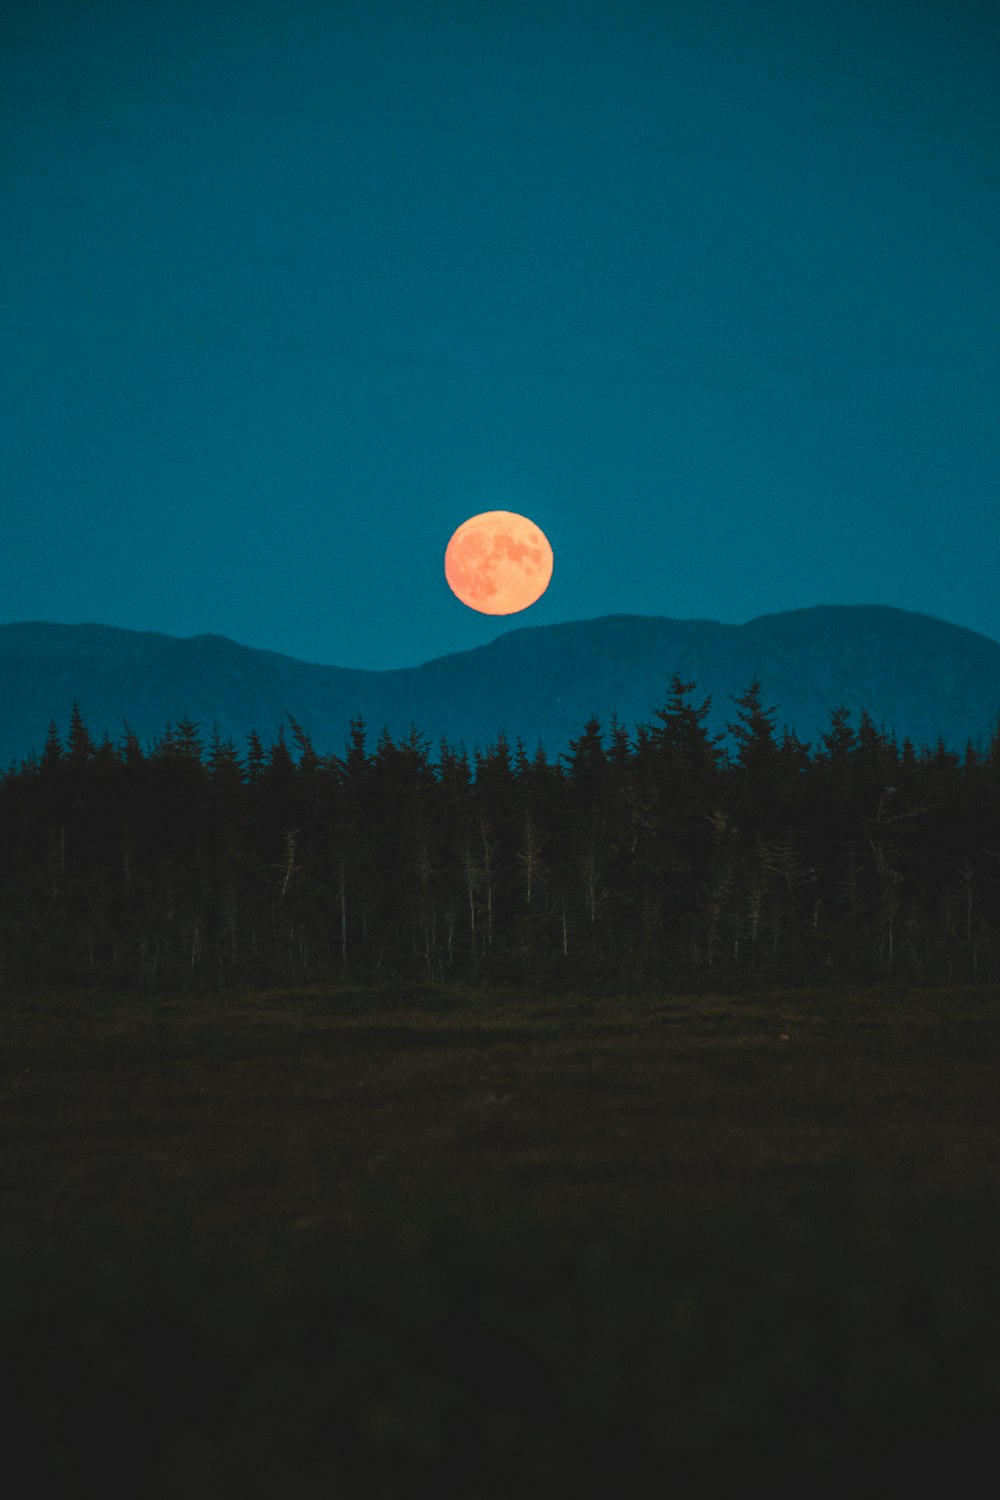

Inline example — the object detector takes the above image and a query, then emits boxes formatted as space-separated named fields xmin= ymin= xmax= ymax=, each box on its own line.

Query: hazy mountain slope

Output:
xmin=2 ymin=606 xmax=1000 ymax=768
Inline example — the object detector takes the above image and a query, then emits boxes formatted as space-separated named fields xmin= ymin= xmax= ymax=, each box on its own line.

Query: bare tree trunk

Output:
xmin=580 ymin=842 xmax=604 ymax=949
xmin=338 ymin=859 xmax=348 ymax=962
xmin=959 ymin=859 xmax=975 ymax=946
xmin=280 ymin=830 xmax=299 ymax=899
xmin=480 ymin=817 xmax=497 ymax=955
xmin=517 ymin=812 xmax=548 ymax=911
xmin=462 ymin=839 xmax=478 ymax=951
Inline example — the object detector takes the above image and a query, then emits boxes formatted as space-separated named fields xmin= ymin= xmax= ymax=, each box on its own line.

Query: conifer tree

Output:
xmin=40 ymin=721 xmax=64 ymax=778
xmin=66 ymin=702 xmax=95 ymax=767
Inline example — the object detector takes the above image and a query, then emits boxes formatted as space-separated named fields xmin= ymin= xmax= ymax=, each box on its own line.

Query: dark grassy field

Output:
xmin=3 ymin=981 xmax=1000 ymax=1497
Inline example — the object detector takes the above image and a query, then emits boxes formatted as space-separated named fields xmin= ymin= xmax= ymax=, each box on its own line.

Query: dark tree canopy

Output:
xmin=1 ymin=686 xmax=998 ymax=991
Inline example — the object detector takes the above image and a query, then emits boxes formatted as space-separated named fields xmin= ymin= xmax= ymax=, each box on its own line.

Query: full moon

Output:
xmin=444 ymin=510 xmax=554 ymax=615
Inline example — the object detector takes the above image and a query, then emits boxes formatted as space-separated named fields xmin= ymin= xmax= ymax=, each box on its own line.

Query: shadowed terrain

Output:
xmin=4 ymin=982 xmax=1000 ymax=1496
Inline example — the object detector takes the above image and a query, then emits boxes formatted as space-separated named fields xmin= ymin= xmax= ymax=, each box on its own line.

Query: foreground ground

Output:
xmin=3 ymin=981 xmax=1000 ymax=1496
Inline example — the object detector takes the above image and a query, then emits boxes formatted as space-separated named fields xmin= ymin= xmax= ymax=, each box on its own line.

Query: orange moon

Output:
xmin=444 ymin=510 xmax=554 ymax=615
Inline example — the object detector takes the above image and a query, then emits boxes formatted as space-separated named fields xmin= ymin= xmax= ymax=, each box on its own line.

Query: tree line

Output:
xmin=2 ymin=678 xmax=999 ymax=990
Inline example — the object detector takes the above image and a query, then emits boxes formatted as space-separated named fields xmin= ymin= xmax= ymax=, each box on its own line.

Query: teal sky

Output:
xmin=2 ymin=0 xmax=998 ymax=668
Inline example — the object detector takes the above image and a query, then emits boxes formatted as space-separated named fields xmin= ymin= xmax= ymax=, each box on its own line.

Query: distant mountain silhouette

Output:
xmin=2 ymin=606 xmax=1000 ymax=767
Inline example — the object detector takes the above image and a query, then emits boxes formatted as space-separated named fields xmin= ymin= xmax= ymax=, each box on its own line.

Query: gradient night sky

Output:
xmin=3 ymin=0 xmax=998 ymax=669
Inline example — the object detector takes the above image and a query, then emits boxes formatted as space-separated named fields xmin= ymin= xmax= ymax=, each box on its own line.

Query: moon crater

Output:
xmin=445 ymin=510 xmax=553 ymax=615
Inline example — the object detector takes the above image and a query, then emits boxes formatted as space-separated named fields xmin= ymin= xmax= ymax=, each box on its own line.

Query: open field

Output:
xmin=4 ymin=982 xmax=1000 ymax=1496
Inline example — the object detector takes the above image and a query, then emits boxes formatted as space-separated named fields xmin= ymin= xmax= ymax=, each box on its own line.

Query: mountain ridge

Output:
xmin=2 ymin=605 xmax=999 ymax=767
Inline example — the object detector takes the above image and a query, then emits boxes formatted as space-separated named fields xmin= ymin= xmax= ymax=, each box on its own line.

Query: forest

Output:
xmin=2 ymin=676 xmax=999 ymax=990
